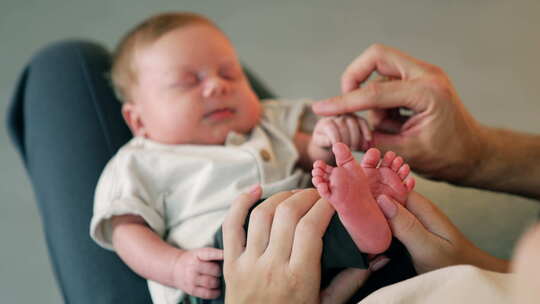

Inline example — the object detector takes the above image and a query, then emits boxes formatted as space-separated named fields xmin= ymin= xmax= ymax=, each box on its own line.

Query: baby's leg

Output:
xmin=312 ymin=143 xmax=392 ymax=254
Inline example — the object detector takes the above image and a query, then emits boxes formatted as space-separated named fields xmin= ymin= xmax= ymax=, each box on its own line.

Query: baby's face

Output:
xmin=126 ymin=24 xmax=261 ymax=145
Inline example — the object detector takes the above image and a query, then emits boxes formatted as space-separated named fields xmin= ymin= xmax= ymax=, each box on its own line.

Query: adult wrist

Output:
xmin=465 ymin=240 xmax=509 ymax=273
xmin=438 ymin=121 xmax=494 ymax=189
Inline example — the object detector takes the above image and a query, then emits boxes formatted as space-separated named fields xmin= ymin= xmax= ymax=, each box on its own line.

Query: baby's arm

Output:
xmin=111 ymin=215 xmax=223 ymax=299
xmin=295 ymin=114 xmax=372 ymax=170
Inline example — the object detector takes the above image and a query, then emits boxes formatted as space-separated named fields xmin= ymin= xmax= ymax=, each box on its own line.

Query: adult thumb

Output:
xmin=376 ymin=194 xmax=430 ymax=254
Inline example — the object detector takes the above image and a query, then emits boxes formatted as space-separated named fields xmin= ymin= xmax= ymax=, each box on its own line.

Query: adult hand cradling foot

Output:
xmin=375 ymin=192 xmax=508 ymax=274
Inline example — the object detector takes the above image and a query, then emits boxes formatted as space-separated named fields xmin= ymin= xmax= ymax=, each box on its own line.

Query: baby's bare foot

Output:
xmin=312 ymin=143 xmax=392 ymax=254
xmin=360 ymin=148 xmax=415 ymax=205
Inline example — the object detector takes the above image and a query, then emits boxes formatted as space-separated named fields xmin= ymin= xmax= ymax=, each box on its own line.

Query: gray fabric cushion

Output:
xmin=6 ymin=39 xmax=274 ymax=304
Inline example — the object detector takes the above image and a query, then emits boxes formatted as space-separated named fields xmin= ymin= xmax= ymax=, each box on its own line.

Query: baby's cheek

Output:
xmin=241 ymin=105 xmax=261 ymax=130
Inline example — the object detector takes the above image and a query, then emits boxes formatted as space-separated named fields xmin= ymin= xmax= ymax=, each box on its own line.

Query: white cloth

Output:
xmin=90 ymin=99 xmax=313 ymax=304
xmin=359 ymin=265 xmax=514 ymax=304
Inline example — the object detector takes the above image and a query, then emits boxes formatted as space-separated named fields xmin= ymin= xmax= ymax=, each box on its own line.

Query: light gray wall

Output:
xmin=1 ymin=0 xmax=539 ymax=303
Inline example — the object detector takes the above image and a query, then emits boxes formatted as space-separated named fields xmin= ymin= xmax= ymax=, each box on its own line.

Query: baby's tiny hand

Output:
xmin=173 ymin=247 xmax=223 ymax=299
xmin=309 ymin=114 xmax=372 ymax=162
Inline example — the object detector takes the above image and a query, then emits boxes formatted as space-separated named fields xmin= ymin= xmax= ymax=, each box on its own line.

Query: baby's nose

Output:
xmin=202 ymin=77 xmax=230 ymax=98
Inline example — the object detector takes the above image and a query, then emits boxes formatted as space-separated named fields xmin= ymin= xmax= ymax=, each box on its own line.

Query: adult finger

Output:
xmin=341 ymin=43 xmax=429 ymax=93
xmin=266 ymin=189 xmax=322 ymax=261
xmin=375 ymin=194 xmax=439 ymax=255
xmin=290 ymin=197 xmax=335 ymax=268
xmin=245 ymin=191 xmax=294 ymax=257
xmin=321 ymin=268 xmax=371 ymax=304
xmin=223 ymin=185 xmax=261 ymax=262
xmin=312 ymin=80 xmax=428 ymax=117
xmin=404 ymin=191 xmax=462 ymax=240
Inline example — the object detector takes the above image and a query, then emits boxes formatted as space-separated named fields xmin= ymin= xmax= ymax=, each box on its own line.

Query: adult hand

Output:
xmin=312 ymin=44 xmax=485 ymax=183
xmin=375 ymin=191 xmax=509 ymax=274
xmin=222 ymin=187 xmax=372 ymax=304
xmin=222 ymin=187 xmax=331 ymax=304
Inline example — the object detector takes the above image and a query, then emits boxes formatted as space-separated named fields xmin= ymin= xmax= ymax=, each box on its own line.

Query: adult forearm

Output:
xmin=461 ymin=126 xmax=540 ymax=200
xmin=463 ymin=238 xmax=510 ymax=273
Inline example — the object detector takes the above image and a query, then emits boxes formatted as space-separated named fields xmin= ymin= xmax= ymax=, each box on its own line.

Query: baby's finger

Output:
xmin=195 ymin=274 xmax=221 ymax=289
xmin=322 ymin=119 xmax=341 ymax=144
xmin=345 ymin=116 xmax=361 ymax=150
xmin=312 ymin=132 xmax=332 ymax=148
xmin=197 ymin=248 xmax=223 ymax=261
xmin=335 ymin=117 xmax=351 ymax=147
xmin=191 ymin=286 xmax=221 ymax=299
xmin=198 ymin=261 xmax=222 ymax=277
xmin=358 ymin=117 xmax=372 ymax=148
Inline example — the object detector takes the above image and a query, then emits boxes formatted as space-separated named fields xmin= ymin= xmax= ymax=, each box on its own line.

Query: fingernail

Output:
xmin=370 ymin=257 xmax=390 ymax=271
xmin=376 ymin=195 xmax=397 ymax=219
xmin=248 ymin=184 xmax=260 ymax=195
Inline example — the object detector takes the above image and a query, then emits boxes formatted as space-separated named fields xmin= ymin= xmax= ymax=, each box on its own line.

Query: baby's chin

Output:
xmin=204 ymin=125 xmax=257 ymax=145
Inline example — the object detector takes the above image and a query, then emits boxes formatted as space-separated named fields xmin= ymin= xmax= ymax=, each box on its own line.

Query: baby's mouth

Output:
xmin=204 ymin=108 xmax=236 ymax=120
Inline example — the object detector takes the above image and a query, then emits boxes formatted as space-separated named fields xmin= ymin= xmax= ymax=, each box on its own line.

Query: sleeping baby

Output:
xmin=90 ymin=11 xmax=415 ymax=304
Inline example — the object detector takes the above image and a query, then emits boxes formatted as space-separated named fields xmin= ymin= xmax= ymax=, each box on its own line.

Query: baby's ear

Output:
xmin=122 ymin=102 xmax=146 ymax=137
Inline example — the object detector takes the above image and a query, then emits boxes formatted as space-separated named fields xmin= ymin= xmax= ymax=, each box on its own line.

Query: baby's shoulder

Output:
xmin=103 ymin=138 xmax=160 ymax=175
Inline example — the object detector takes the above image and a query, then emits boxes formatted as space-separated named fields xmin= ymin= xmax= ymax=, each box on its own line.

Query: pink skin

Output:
xmin=311 ymin=143 xmax=415 ymax=254
xmin=360 ymin=148 xmax=416 ymax=205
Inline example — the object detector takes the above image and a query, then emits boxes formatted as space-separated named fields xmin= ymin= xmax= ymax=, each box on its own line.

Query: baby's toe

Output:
xmin=391 ymin=156 xmax=404 ymax=172
xmin=361 ymin=148 xmax=381 ymax=169
xmin=315 ymin=182 xmax=331 ymax=197
xmin=404 ymin=176 xmax=416 ymax=192
xmin=380 ymin=151 xmax=396 ymax=168
xmin=312 ymin=167 xmax=328 ymax=179
xmin=397 ymin=164 xmax=410 ymax=180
